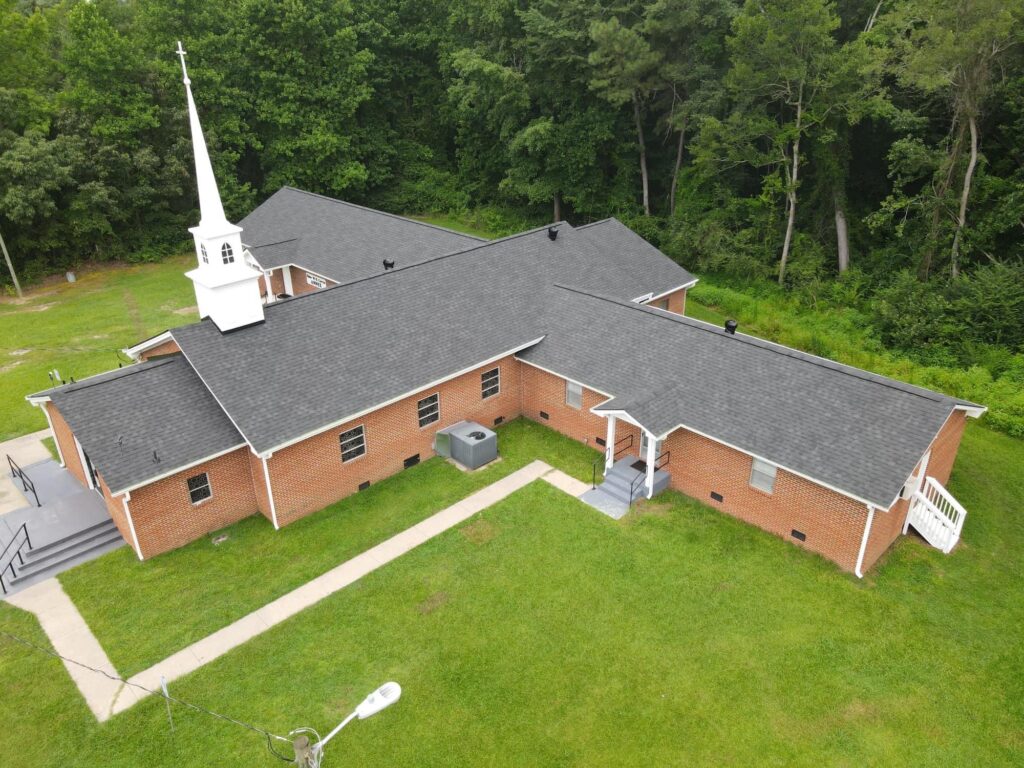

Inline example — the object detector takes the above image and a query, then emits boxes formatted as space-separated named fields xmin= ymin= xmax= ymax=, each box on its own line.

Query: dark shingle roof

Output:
xmin=47 ymin=357 xmax=244 ymax=494
xmin=171 ymin=222 xmax=698 ymax=454
xmin=519 ymin=287 xmax=978 ymax=508
xmin=238 ymin=187 xmax=484 ymax=282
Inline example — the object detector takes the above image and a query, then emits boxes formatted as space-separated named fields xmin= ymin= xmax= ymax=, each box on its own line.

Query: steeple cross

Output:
xmin=175 ymin=40 xmax=190 ymax=85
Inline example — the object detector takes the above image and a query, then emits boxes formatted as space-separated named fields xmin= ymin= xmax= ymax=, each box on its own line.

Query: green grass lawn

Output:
xmin=0 ymin=421 xmax=1021 ymax=767
xmin=59 ymin=419 xmax=601 ymax=675
xmin=0 ymin=255 xmax=197 ymax=441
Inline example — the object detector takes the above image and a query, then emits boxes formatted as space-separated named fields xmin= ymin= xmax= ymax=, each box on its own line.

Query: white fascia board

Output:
xmin=954 ymin=404 xmax=987 ymax=418
xmin=515 ymin=357 xmax=615 ymax=399
xmin=281 ymin=263 xmax=338 ymax=285
xmin=109 ymin=442 xmax=247 ymax=496
xmin=26 ymin=395 xmax=51 ymax=405
xmin=586 ymin=406 xmax=646 ymax=431
xmin=652 ymin=419 xmax=883 ymax=509
xmin=262 ymin=338 xmax=547 ymax=456
xmin=647 ymin=279 xmax=698 ymax=304
xmin=631 ymin=292 xmax=654 ymax=303
xmin=123 ymin=330 xmax=175 ymax=361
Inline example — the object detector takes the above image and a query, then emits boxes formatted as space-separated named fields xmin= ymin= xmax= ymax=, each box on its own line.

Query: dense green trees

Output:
xmin=1 ymin=0 xmax=1023 ymax=367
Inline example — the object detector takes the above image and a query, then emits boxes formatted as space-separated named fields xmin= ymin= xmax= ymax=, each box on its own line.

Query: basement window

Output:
xmin=749 ymin=458 xmax=777 ymax=494
xmin=339 ymin=425 xmax=366 ymax=462
xmin=481 ymin=367 xmax=500 ymax=399
xmin=187 ymin=472 xmax=212 ymax=505
xmin=221 ymin=242 xmax=235 ymax=264
xmin=565 ymin=380 xmax=583 ymax=410
xmin=417 ymin=393 xmax=440 ymax=428
xmin=306 ymin=272 xmax=327 ymax=289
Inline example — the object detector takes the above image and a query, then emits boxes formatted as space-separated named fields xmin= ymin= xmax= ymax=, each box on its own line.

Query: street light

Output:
xmin=292 ymin=682 xmax=402 ymax=767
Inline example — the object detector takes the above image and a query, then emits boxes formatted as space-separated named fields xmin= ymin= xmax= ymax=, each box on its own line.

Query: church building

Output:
xmin=26 ymin=46 xmax=984 ymax=577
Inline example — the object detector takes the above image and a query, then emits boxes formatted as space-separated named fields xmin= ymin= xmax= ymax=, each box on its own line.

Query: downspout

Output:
xmin=261 ymin=454 xmax=279 ymax=529
xmin=854 ymin=504 xmax=876 ymax=579
xmin=121 ymin=491 xmax=144 ymax=561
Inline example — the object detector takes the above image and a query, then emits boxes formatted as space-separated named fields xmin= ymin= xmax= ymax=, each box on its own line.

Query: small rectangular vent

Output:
xmin=494 ymin=416 xmax=504 ymax=426
xmin=791 ymin=529 xmax=806 ymax=542
xmin=358 ymin=481 xmax=370 ymax=491
xmin=404 ymin=454 xmax=420 ymax=469
xmin=539 ymin=411 xmax=550 ymax=420
xmin=595 ymin=437 xmax=606 ymax=447
xmin=710 ymin=491 xmax=723 ymax=502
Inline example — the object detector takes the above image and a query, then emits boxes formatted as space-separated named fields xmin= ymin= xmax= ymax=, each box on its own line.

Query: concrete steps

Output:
xmin=8 ymin=519 xmax=124 ymax=588
xmin=597 ymin=455 xmax=671 ymax=504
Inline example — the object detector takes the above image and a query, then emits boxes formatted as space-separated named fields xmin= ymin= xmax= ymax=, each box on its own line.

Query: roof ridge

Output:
xmin=264 ymin=221 xmax=574 ymax=313
xmin=550 ymin=284 xmax=957 ymax=407
xmin=247 ymin=236 xmax=301 ymax=249
xmin=278 ymin=186 xmax=488 ymax=242
xmin=574 ymin=218 xmax=615 ymax=231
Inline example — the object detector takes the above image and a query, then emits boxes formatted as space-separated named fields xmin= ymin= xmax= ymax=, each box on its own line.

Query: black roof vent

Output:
xmin=383 ymin=258 xmax=395 ymax=271
xmin=724 ymin=319 xmax=738 ymax=335
xmin=547 ymin=226 xmax=559 ymax=241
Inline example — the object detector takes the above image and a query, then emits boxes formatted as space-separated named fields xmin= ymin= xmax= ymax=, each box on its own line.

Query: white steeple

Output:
xmin=177 ymin=41 xmax=264 ymax=333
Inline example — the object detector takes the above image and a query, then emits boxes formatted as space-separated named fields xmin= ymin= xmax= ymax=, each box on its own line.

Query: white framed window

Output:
xmin=565 ymin=380 xmax=583 ymax=410
xmin=481 ymin=367 xmax=500 ymax=399
xmin=417 ymin=393 xmax=440 ymax=428
xmin=340 ymin=425 xmax=366 ymax=462
xmin=749 ymin=458 xmax=777 ymax=494
xmin=187 ymin=472 xmax=212 ymax=504
xmin=306 ymin=272 xmax=327 ymax=289
xmin=200 ymin=244 xmax=209 ymax=264
xmin=221 ymin=242 xmax=234 ymax=264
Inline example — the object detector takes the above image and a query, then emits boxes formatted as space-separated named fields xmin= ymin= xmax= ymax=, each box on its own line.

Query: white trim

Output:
xmin=26 ymin=395 xmax=51 ymax=405
xmin=186 ymin=471 xmax=213 ymax=506
xmin=263 ymin=270 xmax=275 ymax=303
xmin=261 ymin=454 xmax=279 ymax=530
xmin=282 ymin=267 xmax=294 ymax=296
xmin=121 ymin=491 xmax=144 ymax=561
xmin=565 ymin=380 xmax=584 ymax=410
xmin=855 ymin=504 xmax=876 ymax=578
xmin=646 ymin=279 xmax=698 ymax=304
xmin=954 ymin=404 xmax=987 ymax=418
xmin=515 ymin=356 xmax=615 ymax=399
xmin=40 ymin=404 xmax=65 ymax=467
xmin=339 ymin=423 xmax=368 ymax=463
xmin=481 ymin=366 xmax=501 ymax=399
xmin=123 ymin=330 xmax=175 ymax=361
xmin=264 ymin=338 xmax=546 ymax=456
xmin=631 ymin=292 xmax=654 ymax=303
xmin=74 ymin=435 xmax=95 ymax=490
xmin=416 ymin=391 xmax=441 ymax=428
xmin=110 ymin=443 xmax=247 ymax=496
xmin=589 ymin=407 xmax=645 ymax=430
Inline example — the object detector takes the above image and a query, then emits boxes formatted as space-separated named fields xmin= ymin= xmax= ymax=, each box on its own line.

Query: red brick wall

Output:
xmin=288 ymin=266 xmax=336 ymax=296
xmin=139 ymin=339 xmax=181 ymax=361
xmin=266 ymin=356 xmax=523 ymax=525
xmin=122 ymin=447 xmax=258 ymax=558
xmin=649 ymin=287 xmax=687 ymax=315
xmin=96 ymin=474 xmax=138 ymax=557
xmin=661 ymin=427 xmax=870 ymax=573
xmin=259 ymin=268 xmax=286 ymax=299
xmin=46 ymin=402 xmax=86 ymax=486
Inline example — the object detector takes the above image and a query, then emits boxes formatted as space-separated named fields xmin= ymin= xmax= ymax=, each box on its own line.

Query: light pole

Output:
xmin=0 ymin=226 xmax=23 ymax=299
xmin=292 ymin=682 xmax=402 ymax=767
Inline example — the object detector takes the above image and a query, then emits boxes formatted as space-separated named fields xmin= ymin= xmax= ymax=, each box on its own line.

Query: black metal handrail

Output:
xmin=7 ymin=455 xmax=40 ymax=508
xmin=0 ymin=523 xmax=33 ymax=595
xmin=629 ymin=468 xmax=646 ymax=509
xmin=612 ymin=433 xmax=634 ymax=460
xmin=655 ymin=450 xmax=671 ymax=471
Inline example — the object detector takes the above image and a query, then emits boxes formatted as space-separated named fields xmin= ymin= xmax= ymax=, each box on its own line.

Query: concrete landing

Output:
xmin=580 ymin=487 xmax=630 ymax=520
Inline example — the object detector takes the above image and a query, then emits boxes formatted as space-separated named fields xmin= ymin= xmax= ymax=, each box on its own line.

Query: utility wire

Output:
xmin=0 ymin=628 xmax=294 ymax=763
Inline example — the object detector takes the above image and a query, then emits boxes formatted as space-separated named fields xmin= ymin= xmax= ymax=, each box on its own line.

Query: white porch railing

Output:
xmin=905 ymin=476 xmax=967 ymax=554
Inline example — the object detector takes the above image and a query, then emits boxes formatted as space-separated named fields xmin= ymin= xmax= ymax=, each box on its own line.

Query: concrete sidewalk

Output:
xmin=11 ymin=460 xmax=594 ymax=721
xmin=0 ymin=429 xmax=52 ymax=515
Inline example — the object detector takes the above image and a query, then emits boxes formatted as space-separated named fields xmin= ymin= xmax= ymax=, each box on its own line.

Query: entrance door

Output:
xmin=638 ymin=432 xmax=661 ymax=470
xmin=82 ymin=448 xmax=101 ymax=494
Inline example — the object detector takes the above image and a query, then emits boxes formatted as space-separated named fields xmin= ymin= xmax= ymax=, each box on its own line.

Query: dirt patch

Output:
xmin=417 ymin=591 xmax=449 ymax=615
xmin=842 ymin=699 xmax=880 ymax=723
xmin=632 ymin=499 xmax=673 ymax=518
xmin=461 ymin=518 xmax=497 ymax=545
xmin=0 ymin=361 xmax=22 ymax=374
xmin=9 ymin=349 xmax=31 ymax=356
xmin=174 ymin=305 xmax=198 ymax=316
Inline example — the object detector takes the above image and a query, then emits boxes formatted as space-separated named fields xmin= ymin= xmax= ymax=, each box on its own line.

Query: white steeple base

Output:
xmin=187 ymin=265 xmax=265 ymax=332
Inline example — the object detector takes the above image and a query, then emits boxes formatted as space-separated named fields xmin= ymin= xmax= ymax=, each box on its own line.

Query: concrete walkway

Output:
xmin=9 ymin=460 xmax=597 ymax=722
xmin=0 ymin=429 xmax=52 ymax=515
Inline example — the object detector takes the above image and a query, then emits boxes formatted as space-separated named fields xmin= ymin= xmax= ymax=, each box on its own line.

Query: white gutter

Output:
xmin=123 ymin=330 xmax=175 ymax=361
xmin=261 ymin=454 xmax=279 ymax=529
xmin=854 ymin=504 xmax=876 ymax=579
xmin=121 ymin=491 xmax=144 ymax=561
xmin=646 ymin=278 xmax=699 ymax=304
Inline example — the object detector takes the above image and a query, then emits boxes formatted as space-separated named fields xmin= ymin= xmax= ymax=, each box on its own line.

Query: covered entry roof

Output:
xmin=518 ymin=287 xmax=982 ymax=509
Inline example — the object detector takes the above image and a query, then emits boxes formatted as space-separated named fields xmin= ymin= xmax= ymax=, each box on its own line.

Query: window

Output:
xmin=565 ymin=380 xmax=583 ymax=410
xmin=749 ymin=458 xmax=777 ymax=493
xmin=200 ymin=244 xmax=209 ymax=264
xmin=187 ymin=472 xmax=212 ymax=504
xmin=221 ymin=242 xmax=235 ymax=264
xmin=339 ymin=425 xmax=366 ymax=462
xmin=481 ymin=367 xmax=500 ymax=399
xmin=417 ymin=393 xmax=440 ymax=427
xmin=306 ymin=272 xmax=327 ymax=289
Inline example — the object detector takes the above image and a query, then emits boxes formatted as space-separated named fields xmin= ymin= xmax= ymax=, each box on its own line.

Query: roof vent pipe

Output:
xmin=383 ymin=259 xmax=395 ymax=271
xmin=547 ymin=226 xmax=559 ymax=241
xmin=724 ymin=319 xmax=738 ymax=335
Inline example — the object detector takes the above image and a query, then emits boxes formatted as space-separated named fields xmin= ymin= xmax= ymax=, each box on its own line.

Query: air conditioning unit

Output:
xmin=434 ymin=420 xmax=497 ymax=470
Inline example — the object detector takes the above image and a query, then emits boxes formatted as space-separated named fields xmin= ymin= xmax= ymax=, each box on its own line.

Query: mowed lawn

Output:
xmin=0 ymin=422 xmax=1021 ymax=767
xmin=0 ymin=255 xmax=198 ymax=440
